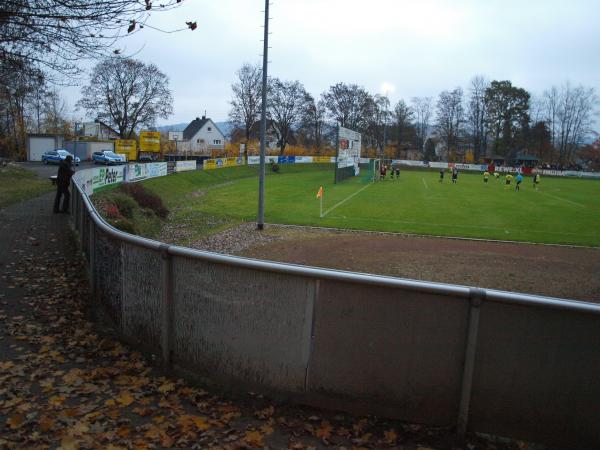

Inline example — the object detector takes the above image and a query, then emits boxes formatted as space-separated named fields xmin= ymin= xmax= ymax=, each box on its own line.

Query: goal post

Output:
xmin=361 ymin=158 xmax=380 ymax=183
xmin=334 ymin=125 xmax=362 ymax=184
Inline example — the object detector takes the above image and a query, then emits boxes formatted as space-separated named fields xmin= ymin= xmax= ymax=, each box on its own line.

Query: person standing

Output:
xmin=483 ymin=171 xmax=490 ymax=184
xmin=53 ymin=155 xmax=75 ymax=214
xmin=451 ymin=167 xmax=458 ymax=184
xmin=533 ymin=173 xmax=541 ymax=189
xmin=515 ymin=173 xmax=523 ymax=191
xmin=439 ymin=169 xmax=444 ymax=183
xmin=380 ymin=164 xmax=387 ymax=180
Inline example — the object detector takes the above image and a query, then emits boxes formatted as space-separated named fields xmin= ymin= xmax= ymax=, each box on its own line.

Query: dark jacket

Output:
xmin=56 ymin=160 xmax=75 ymax=188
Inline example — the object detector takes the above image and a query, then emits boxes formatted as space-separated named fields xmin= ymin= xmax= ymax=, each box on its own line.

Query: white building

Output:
xmin=182 ymin=116 xmax=225 ymax=154
xmin=82 ymin=120 xmax=120 ymax=140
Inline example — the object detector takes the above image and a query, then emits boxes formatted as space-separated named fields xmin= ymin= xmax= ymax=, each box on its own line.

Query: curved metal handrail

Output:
xmin=74 ymin=169 xmax=600 ymax=315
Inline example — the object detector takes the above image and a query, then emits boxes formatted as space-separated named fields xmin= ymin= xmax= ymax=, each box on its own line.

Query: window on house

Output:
xmin=208 ymin=127 xmax=212 ymax=131
xmin=213 ymin=139 xmax=221 ymax=145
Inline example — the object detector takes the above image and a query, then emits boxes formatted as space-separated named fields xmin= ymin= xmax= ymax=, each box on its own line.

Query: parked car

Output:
xmin=138 ymin=153 xmax=159 ymax=162
xmin=41 ymin=149 xmax=80 ymax=166
xmin=92 ymin=151 xmax=126 ymax=165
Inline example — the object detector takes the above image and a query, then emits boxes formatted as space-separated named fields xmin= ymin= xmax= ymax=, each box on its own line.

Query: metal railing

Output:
xmin=70 ymin=167 xmax=600 ymax=449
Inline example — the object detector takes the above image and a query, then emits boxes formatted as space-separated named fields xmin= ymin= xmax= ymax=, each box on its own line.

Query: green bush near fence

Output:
xmin=127 ymin=164 xmax=600 ymax=247
xmin=93 ymin=183 xmax=167 ymax=237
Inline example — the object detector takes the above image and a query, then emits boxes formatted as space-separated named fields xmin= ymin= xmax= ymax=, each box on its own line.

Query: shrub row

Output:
xmin=119 ymin=183 xmax=169 ymax=218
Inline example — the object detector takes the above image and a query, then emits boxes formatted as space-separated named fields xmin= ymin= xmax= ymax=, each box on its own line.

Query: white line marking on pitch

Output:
xmin=422 ymin=178 xmax=428 ymax=189
xmin=536 ymin=190 xmax=586 ymax=208
xmin=322 ymin=183 xmax=372 ymax=218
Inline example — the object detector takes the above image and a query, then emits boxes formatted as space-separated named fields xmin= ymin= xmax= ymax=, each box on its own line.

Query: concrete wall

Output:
xmin=308 ymin=280 xmax=468 ymax=425
xmin=171 ymin=258 xmax=315 ymax=391
xmin=469 ymin=301 xmax=600 ymax=448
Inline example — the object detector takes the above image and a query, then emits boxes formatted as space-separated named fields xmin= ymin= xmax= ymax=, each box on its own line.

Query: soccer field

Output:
xmin=143 ymin=164 xmax=600 ymax=247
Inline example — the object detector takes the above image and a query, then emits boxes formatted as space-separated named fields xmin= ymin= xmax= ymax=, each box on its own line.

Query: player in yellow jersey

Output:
xmin=505 ymin=173 xmax=513 ymax=188
xmin=483 ymin=171 xmax=489 ymax=184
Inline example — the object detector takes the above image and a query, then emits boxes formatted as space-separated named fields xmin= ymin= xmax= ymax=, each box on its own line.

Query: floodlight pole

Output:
xmin=333 ymin=124 xmax=339 ymax=184
xmin=382 ymin=112 xmax=386 ymax=161
xmin=257 ymin=0 xmax=270 ymax=231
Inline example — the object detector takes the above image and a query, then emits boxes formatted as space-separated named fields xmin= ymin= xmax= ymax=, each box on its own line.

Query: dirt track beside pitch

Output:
xmin=191 ymin=223 xmax=600 ymax=302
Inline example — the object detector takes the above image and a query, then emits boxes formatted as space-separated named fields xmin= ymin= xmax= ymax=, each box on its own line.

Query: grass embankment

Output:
xmin=92 ymin=183 xmax=169 ymax=237
xmin=95 ymin=164 xmax=600 ymax=247
xmin=0 ymin=165 xmax=53 ymax=209
xmin=140 ymin=164 xmax=312 ymax=245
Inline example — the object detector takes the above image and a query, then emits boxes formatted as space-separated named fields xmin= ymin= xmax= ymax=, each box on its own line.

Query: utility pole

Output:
xmin=382 ymin=94 xmax=389 ymax=162
xmin=257 ymin=0 xmax=270 ymax=230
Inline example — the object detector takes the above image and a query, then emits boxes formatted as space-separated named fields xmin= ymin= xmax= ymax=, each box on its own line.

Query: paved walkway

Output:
xmin=0 ymin=192 xmax=522 ymax=449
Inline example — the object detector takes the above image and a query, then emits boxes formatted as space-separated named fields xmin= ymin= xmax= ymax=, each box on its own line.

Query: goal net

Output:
xmin=361 ymin=159 xmax=380 ymax=183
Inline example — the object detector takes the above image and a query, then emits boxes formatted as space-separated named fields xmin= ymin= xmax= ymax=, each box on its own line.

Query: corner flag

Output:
xmin=316 ymin=186 xmax=323 ymax=218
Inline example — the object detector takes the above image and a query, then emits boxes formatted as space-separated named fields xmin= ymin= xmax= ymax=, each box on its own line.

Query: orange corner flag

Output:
xmin=316 ymin=186 xmax=323 ymax=199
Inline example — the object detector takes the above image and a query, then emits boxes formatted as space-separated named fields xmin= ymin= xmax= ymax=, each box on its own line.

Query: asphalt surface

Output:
xmin=17 ymin=161 xmax=97 ymax=179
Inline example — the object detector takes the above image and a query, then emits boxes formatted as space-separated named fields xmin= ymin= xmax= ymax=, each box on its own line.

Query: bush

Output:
xmin=108 ymin=217 xmax=138 ymax=235
xmin=104 ymin=203 xmax=120 ymax=219
xmin=111 ymin=192 xmax=137 ymax=219
xmin=120 ymin=183 xmax=169 ymax=218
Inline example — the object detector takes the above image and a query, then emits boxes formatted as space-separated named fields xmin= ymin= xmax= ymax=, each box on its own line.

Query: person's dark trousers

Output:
xmin=53 ymin=185 xmax=70 ymax=213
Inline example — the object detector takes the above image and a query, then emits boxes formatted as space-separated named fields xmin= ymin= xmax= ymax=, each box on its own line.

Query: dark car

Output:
xmin=138 ymin=154 xmax=159 ymax=162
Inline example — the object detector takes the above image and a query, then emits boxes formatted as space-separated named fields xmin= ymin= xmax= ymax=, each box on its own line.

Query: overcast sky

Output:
xmin=71 ymin=0 xmax=600 ymax=127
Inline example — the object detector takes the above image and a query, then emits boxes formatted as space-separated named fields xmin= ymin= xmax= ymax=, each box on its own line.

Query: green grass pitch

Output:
xmin=141 ymin=164 xmax=600 ymax=247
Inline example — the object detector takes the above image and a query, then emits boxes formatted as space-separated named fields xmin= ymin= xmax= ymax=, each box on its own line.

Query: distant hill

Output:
xmin=156 ymin=121 xmax=235 ymax=139
xmin=155 ymin=123 xmax=187 ymax=133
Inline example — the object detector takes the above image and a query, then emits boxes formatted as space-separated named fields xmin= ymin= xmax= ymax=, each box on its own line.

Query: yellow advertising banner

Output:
xmin=115 ymin=139 xmax=137 ymax=160
xmin=203 ymin=157 xmax=245 ymax=170
xmin=313 ymin=156 xmax=333 ymax=163
xmin=139 ymin=131 xmax=161 ymax=152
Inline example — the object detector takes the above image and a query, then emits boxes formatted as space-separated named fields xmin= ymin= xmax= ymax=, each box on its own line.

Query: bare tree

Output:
xmin=543 ymin=86 xmax=560 ymax=150
xmin=0 ymin=58 xmax=45 ymax=157
xmin=0 ymin=0 xmax=192 ymax=77
xmin=436 ymin=88 xmax=464 ymax=161
xmin=466 ymin=76 xmax=489 ymax=161
xmin=229 ymin=63 xmax=262 ymax=143
xmin=267 ymin=78 xmax=310 ymax=155
xmin=322 ymin=83 xmax=371 ymax=131
xmin=77 ymin=57 xmax=173 ymax=139
xmin=44 ymin=89 xmax=70 ymax=135
xmin=301 ymin=94 xmax=327 ymax=151
xmin=544 ymin=83 xmax=598 ymax=165
xmin=411 ymin=96 xmax=433 ymax=156
xmin=363 ymin=94 xmax=390 ymax=157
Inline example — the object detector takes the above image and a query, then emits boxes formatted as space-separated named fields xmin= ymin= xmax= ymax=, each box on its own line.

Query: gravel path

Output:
xmin=186 ymin=222 xmax=600 ymax=302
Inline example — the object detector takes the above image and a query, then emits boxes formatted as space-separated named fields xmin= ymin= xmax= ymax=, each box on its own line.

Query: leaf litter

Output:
xmin=0 ymin=222 xmax=534 ymax=450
